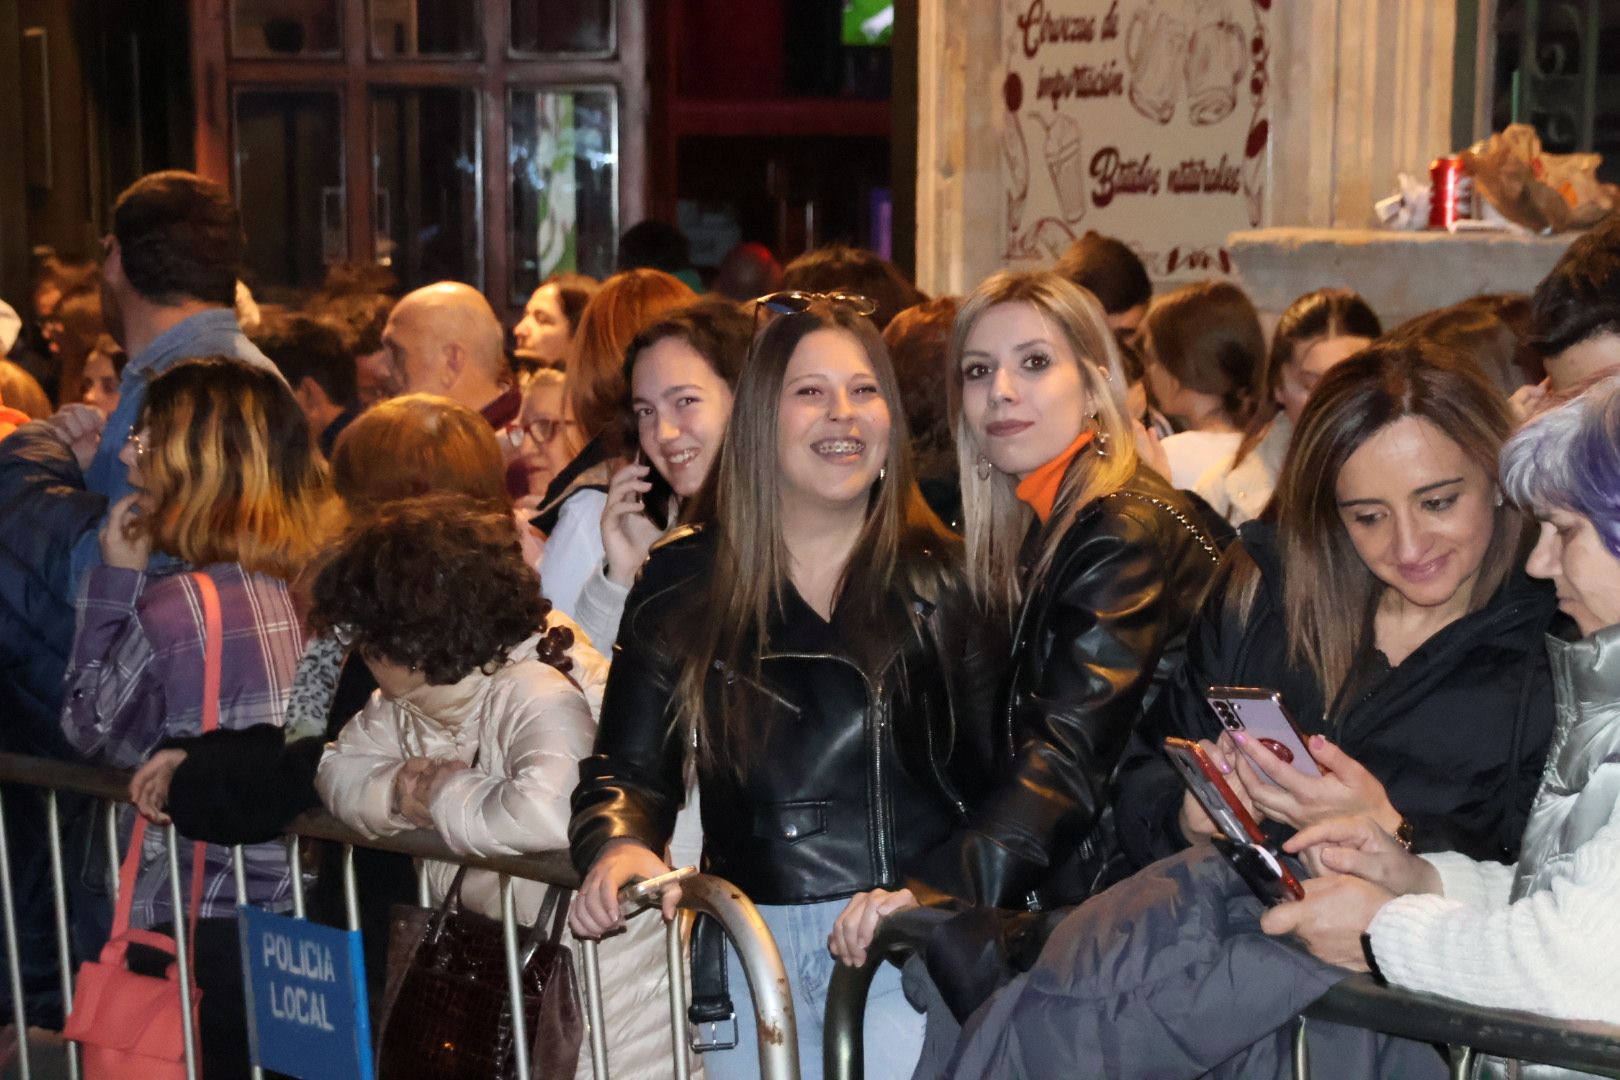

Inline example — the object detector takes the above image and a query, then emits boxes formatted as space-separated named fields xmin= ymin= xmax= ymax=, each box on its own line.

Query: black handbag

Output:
xmin=376 ymin=867 xmax=583 ymax=1079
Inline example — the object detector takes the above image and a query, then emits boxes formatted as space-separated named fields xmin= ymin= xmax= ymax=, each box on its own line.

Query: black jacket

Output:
xmin=911 ymin=464 xmax=1227 ymax=910
xmin=569 ymin=524 xmax=996 ymax=904
xmin=1114 ymin=520 xmax=1562 ymax=870
xmin=0 ymin=422 xmax=105 ymax=759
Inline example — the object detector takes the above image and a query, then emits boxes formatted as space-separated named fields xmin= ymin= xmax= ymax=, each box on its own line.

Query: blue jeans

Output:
xmin=701 ymin=898 xmax=925 ymax=1080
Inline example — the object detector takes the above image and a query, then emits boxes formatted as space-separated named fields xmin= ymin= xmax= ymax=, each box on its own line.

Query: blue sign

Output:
xmin=238 ymin=906 xmax=374 ymax=1080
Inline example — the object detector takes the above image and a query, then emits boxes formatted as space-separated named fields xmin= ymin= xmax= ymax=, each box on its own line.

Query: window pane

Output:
xmin=371 ymin=0 xmax=481 ymax=58
xmin=373 ymin=88 xmax=482 ymax=290
xmin=231 ymin=0 xmax=342 ymax=58
xmin=510 ymin=0 xmax=614 ymax=56
xmin=509 ymin=88 xmax=618 ymax=303
xmin=233 ymin=91 xmax=343 ymax=291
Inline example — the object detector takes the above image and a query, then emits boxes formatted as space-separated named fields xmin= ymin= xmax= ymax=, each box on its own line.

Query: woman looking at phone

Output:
xmin=571 ymin=297 xmax=751 ymax=650
xmin=1115 ymin=339 xmax=1560 ymax=872
xmin=832 ymin=271 xmax=1226 ymax=964
xmin=1260 ymin=374 xmax=1620 ymax=1031
xmin=569 ymin=295 xmax=987 ymax=1079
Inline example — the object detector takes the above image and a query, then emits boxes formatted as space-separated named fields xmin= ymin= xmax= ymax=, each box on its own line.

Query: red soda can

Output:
xmin=1429 ymin=156 xmax=1473 ymax=229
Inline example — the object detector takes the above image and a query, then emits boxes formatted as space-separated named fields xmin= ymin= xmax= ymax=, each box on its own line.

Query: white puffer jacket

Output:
xmin=316 ymin=615 xmax=684 ymax=1080
xmin=1369 ymin=624 xmax=1620 ymax=1077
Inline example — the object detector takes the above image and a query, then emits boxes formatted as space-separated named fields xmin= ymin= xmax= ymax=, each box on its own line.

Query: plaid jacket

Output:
xmin=64 ymin=563 xmax=301 ymax=925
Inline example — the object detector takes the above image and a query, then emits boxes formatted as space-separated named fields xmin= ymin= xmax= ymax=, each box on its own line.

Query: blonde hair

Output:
xmin=949 ymin=271 xmax=1139 ymax=618
xmin=134 ymin=358 xmax=329 ymax=581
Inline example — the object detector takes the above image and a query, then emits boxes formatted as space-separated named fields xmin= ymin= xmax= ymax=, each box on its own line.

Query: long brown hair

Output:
xmin=1257 ymin=339 xmax=1531 ymax=708
xmin=564 ymin=268 xmax=694 ymax=457
xmin=133 ymin=357 xmax=329 ymax=580
xmin=674 ymin=300 xmax=951 ymax=777
xmin=948 ymin=271 xmax=1139 ymax=619
xmin=1232 ymin=287 xmax=1380 ymax=468
xmin=1136 ymin=279 xmax=1264 ymax=429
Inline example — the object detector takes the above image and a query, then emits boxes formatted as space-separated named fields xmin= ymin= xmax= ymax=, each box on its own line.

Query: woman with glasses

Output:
xmin=829 ymin=271 xmax=1225 ymax=981
xmin=569 ymin=293 xmax=991 ymax=1079
xmin=513 ymin=368 xmax=576 ymax=507
xmin=60 ymin=356 xmax=329 ymax=1080
xmin=534 ymin=269 xmax=694 ymax=621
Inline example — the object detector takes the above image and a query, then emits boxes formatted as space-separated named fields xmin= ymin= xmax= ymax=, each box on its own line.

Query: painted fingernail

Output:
xmin=1310 ymin=734 xmax=1326 ymax=748
xmin=1232 ymin=731 xmax=1247 ymax=744
xmin=1218 ymin=760 xmax=1232 ymax=774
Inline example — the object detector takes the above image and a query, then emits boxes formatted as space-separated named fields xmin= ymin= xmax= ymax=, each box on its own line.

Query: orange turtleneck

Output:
xmin=1014 ymin=429 xmax=1096 ymax=524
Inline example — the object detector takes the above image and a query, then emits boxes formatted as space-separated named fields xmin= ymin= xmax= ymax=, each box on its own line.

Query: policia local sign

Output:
xmin=1000 ymin=0 xmax=1272 ymax=279
xmin=239 ymin=906 xmax=374 ymax=1079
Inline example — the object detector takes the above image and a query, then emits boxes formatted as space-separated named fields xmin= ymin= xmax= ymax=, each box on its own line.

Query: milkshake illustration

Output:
xmin=1035 ymin=113 xmax=1087 ymax=224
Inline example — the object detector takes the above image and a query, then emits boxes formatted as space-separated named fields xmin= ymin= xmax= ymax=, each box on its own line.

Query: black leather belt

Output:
xmin=687 ymin=914 xmax=738 ymax=1051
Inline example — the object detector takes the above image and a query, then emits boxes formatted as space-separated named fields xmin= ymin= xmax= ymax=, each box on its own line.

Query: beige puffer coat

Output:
xmin=316 ymin=614 xmax=687 ymax=1079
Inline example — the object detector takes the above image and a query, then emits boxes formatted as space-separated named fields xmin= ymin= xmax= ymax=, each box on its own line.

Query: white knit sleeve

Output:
xmin=1367 ymin=811 xmax=1620 ymax=1025
xmin=1424 ymin=851 xmax=1515 ymax=909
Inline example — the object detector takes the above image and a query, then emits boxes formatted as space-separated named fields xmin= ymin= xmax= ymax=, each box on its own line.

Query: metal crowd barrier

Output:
xmin=0 ymin=752 xmax=800 ymax=1080
xmin=825 ymin=908 xmax=1620 ymax=1080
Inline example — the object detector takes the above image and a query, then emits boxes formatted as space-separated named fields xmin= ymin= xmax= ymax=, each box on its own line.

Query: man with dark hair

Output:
xmin=1530 ymin=211 xmax=1620 ymax=390
xmin=1053 ymin=230 xmax=1154 ymax=332
xmin=780 ymin=243 xmax=924 ymax=331
xmin=86 ymin=171 xmax=278 ymax=511
xmin=616 ymin=220 xmax=703 ymax=291
xmin=255 ymin=314 xmax=361 ymax=455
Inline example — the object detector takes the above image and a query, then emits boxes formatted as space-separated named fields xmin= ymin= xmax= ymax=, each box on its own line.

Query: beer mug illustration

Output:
xmin=1186 ymin=13 xmax=1247 ymax=125
xmin=1040 ymin=114 xmax=1087 ymax=223
xmin=1126 ymin=2 xmax=1190 ymax=125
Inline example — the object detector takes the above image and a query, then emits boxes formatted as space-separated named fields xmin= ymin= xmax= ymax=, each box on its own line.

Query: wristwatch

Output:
xmin=1393 ymin=816 xmax=1416 ymax=852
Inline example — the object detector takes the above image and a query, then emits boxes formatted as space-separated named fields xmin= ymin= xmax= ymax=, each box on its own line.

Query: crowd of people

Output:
xmin=0 ymin=167 xmax=1618 ymax=1080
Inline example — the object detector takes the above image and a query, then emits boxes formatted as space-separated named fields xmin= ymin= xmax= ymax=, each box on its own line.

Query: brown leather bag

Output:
xmin=376 ymin=869 xmax=582 ymax=1079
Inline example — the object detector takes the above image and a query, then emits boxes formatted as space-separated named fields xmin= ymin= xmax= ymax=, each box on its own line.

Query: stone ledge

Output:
xmin=1227 ymin=227 xmax=1578 ymax=325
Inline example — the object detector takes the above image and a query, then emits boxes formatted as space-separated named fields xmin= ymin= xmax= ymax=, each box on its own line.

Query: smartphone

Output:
xmin=1164 ymin=737 xmax=1305 ymax=904
xmin=618 ymin=865 xmax=697 ymax=914
xmin=632 ymin=448 xmax=675 ymax=532
xmin=1204 ymin=686 xmax=1321 ymax=784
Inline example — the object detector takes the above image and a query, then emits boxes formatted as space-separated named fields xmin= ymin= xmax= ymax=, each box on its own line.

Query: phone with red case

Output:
xmin=1204 ymin=685 xmax=1322 ymax=784
xmin=1164 ymin=736 xmax=1305 ymax=904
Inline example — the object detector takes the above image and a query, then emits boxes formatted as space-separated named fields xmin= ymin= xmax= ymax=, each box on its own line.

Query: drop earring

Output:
xmin=975 ymin=453 xmax=993 ymax=481
xmin=878 ymin=465 xmax=887 ymax=482
xmin=1091 ymin=411 xmax=1109 ymax=458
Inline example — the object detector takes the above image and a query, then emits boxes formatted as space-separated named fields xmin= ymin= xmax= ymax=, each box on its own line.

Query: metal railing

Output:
xmin=825 ymin=908 xmax=1620 ymax=1080
xmin=0 ymin=752 xmax=800 ymax=1080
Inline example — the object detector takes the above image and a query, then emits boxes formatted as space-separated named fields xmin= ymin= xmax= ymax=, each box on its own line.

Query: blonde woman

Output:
xmin=832 ymin=271 xmax=1224 ymax=967
xmin=61 ymin=356 xmax=329 ymax=1080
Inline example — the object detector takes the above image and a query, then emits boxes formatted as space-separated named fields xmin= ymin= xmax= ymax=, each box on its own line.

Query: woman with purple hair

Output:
xmin=1262 ymin=372 xmax=1620 ymax=1033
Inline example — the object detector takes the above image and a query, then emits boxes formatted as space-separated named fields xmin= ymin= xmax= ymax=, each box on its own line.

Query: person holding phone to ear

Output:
xmin=1115 ymin=339 xmax=1562 ymax=875
xmin=571 ymin=297 xmax=751 ymax=651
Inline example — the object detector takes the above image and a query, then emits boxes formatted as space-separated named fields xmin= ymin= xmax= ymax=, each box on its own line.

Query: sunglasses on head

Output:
xmin=751 ymin=290 xmax=879 ymax=319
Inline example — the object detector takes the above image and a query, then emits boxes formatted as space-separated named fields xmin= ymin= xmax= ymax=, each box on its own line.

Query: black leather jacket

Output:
xmin=568 ymin=525 xmax=996 ymax=905
xmin=910 ymin=464 xmax=1226 ymax=910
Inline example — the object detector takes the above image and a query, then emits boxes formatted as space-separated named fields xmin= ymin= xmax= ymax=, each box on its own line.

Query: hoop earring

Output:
xmin=975 ymin=454 xmax=993 ymax=482
xmin=1091 ymin=412 xmax=1110 ymax=458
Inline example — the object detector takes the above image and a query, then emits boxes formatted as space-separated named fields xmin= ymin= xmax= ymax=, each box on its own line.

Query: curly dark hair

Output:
xmin=112 ymin=171 xmax=243 ymax=307
xmin=308 ymin=494 xmax=569 ymax=685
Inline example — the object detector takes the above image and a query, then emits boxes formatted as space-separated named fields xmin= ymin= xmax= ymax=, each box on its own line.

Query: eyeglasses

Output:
xmin=503 ymin=417 xmax=576 ymax=447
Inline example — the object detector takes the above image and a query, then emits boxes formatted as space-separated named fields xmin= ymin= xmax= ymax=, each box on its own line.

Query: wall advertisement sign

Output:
xmin=1000 ymin=0 xmax=1272 ymax=279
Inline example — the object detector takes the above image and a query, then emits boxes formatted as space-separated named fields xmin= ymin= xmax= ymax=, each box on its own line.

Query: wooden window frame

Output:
xmin=190 ymin=0 xmax=645 ymax=317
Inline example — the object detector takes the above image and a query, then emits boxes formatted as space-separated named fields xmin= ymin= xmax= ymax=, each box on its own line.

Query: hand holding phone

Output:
xmin=1165 ymin=737 xmax=1305 ymax=905
xmin=1204 ymin=686 xmax=1321 ymax=786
